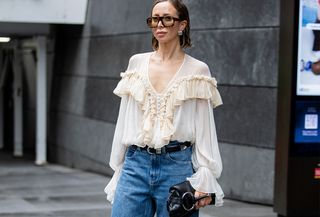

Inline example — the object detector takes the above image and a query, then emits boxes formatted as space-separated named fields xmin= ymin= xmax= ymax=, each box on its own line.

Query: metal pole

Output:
xmin=35 ymin=36 xmax=47 ymax=165
xmin=12 ymin=42 xmax=23 ymax=157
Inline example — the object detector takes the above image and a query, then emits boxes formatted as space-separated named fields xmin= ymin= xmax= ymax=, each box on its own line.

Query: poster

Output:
xmin=294 ymin=101 xmax=320 ymax=143
xmin=297 ymin=0 xmax=320 ymax=96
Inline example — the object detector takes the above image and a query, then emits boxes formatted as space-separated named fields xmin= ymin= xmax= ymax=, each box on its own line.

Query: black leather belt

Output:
xmin=131 ymin=141 xmax=191 ymax=155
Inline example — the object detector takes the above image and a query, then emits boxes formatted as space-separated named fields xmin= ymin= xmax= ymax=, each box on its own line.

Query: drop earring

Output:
xmin=178 ymin=30 xmax=183 ymax=36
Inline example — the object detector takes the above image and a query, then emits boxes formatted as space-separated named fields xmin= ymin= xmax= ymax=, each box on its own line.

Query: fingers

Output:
xmin=196 ymin=197 xmax=211 ymax=208
xmin=194 ymin=191 xmax=212 ymax=209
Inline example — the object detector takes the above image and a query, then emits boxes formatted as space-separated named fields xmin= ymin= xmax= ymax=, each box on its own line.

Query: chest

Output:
xmin=148 ymin=59 xmax=183 ymax=93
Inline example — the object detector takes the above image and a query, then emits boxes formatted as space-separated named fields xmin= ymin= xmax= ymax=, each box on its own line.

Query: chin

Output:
xmin=156 ymin=37 xmax=179 ymax=45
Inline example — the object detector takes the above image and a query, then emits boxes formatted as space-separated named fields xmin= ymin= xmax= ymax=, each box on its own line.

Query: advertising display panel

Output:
xmin=297 ymin=0 xmax=320 ymax=96
xmin=275 ymin=1 xmax=320 ymax=216
xmin=295 ymin=102 xmax=319 ymax=143
xmin=294 ymin=0 xmax=320 ymax=154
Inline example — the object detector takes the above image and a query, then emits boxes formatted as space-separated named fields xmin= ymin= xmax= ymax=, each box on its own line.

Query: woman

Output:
xmin=105 ymin=0 xmax=224 ymax=216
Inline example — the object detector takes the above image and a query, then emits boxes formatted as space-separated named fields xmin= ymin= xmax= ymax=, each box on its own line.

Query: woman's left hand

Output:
xmin=194 ymin=191 xmax=212 ymax=209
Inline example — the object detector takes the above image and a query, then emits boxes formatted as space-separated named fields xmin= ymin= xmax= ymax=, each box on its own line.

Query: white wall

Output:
xmin=0 ymin=0 xmax=88 ymax=24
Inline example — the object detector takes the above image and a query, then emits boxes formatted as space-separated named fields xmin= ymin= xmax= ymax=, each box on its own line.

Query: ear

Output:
xmin=179 ymin=20 xmax=187 ymax=32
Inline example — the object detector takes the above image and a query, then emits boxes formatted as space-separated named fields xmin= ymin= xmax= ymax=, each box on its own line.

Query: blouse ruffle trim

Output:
xmin=113 ymin=71 xmax=223 ymax=148
xmin=187 ymin=167 xmax=224 ymax=207
xmin=113 ymin=71 xmax=146 ymax=104
xmin=113 ymin=71 xmax=222 ymax=107
xmin=104 ymin=166 xmax=122 ymax=204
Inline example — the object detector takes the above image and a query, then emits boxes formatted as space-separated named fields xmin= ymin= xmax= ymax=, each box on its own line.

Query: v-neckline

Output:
xmin=147 ymin=52 xmax=186 ymax=95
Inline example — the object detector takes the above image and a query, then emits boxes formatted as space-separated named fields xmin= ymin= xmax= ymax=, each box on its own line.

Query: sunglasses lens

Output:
xmin=147 ymin=17 xmax=153 ymax=27
xmin=162 ymin=16 xmax=174 ymax=27
xmin=146 ymin=17 xmax=158 ymax=28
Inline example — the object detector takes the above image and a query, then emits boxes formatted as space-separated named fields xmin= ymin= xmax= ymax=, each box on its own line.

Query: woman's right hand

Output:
xmin=194 ymin=191 xmax=212 ymax=209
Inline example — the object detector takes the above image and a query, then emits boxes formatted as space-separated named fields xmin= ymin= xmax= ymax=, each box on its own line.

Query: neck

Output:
xmin=156 ymin=40 xmax=184 ymax=61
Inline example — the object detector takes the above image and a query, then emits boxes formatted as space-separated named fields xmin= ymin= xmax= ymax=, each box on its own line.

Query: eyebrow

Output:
xmin=152 ymin=13 xmax=172 ymax=16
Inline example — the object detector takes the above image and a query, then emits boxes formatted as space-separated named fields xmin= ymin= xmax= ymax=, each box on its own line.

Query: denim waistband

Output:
xmin=130 ymin=141 xmax=192 ymax=155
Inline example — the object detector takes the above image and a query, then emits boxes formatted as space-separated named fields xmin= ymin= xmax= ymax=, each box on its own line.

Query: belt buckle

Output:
xmin=147 ymin=147 xmax=162 ymax=155
xmin=147 ymin=147 xmax=154 ymax=154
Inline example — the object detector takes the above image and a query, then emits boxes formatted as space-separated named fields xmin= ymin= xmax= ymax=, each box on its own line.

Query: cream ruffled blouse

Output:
xmin=104 ymin=52 xmax=224 ymax=206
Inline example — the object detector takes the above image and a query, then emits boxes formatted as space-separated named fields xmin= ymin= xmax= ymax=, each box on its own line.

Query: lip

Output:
xmin=156 ymin=31 xmax=167 ymax=36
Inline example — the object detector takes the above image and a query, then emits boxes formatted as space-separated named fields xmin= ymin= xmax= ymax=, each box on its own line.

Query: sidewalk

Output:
xmin=0 ymin=152 xmax=277 ymax=217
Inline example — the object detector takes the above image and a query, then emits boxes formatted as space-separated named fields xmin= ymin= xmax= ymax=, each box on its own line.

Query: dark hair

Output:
xmin=151 ymin=0 xmax=192 ymax=50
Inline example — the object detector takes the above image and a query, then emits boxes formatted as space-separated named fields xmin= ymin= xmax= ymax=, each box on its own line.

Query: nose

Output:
xmin=157 ymin=19 xmax=164 ymax=28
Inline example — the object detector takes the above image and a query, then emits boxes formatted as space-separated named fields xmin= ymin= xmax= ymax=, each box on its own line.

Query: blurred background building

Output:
xmin=0 ymin=0 xmax=279 ymax=206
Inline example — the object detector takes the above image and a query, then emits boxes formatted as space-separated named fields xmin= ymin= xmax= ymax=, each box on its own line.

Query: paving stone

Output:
xmin=1 ymin=184 xmax=105 ymax=199
xmin=0 ymin=171 xmax=105 ymax=190
xmin=24 ymin=195 xmax=109 ymax=212
xmin=0 ymin=213 xmax=54 ymax=217
xmin=0 ymin=199 xmax=39 ymax=214
xmin=201 ymin=199 xmax=276 ymax=217
xmin=53 ymin=209 xmax=110 ymax=217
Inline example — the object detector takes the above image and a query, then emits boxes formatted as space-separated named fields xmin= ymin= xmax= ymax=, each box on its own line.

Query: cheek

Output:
xmin=169 ymin=28 xmax=179 ymax=37
xmin=170 ymin=30 xmax=178 ymax=38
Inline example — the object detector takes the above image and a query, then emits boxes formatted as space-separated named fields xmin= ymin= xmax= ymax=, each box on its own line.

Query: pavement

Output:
xmin=0 ymin=152 xmax=277 ymax=217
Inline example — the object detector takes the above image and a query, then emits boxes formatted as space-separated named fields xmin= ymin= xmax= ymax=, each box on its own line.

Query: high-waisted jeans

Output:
xmin=111 ymin=142 xmax=199 ymax=217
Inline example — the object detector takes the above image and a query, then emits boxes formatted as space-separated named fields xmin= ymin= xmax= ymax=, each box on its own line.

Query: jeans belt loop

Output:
xmin=156 ymin=148 xmax=162 ymax=154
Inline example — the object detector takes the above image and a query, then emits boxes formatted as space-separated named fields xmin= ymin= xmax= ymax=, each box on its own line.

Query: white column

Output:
xmin=36 ymin=36 xmax=47 ymax=165
xmin=0 ymin=55 xmax=7 ymax=150
xmin=13 ymin=44 xmax=23 ymax=157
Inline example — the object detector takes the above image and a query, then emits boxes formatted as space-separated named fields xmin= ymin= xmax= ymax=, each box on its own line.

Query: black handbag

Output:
xmin=166 ymin=181 xmax=215 ymax=217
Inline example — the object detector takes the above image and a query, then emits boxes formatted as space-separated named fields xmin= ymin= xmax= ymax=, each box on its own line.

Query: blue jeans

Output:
xmin=111 ymin=142 xmax=199 ymax=217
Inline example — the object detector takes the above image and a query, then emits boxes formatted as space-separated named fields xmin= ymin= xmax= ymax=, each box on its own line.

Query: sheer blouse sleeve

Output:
xmin=109 ymin=96 xmax=128 ymax=170
xmin=104 ymin=55 xmax=138 ymax=203
xmin=186 ymin=64 xmax=224 ymax=206
xmin=104 ymin=95 xmax=128 ymax=203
